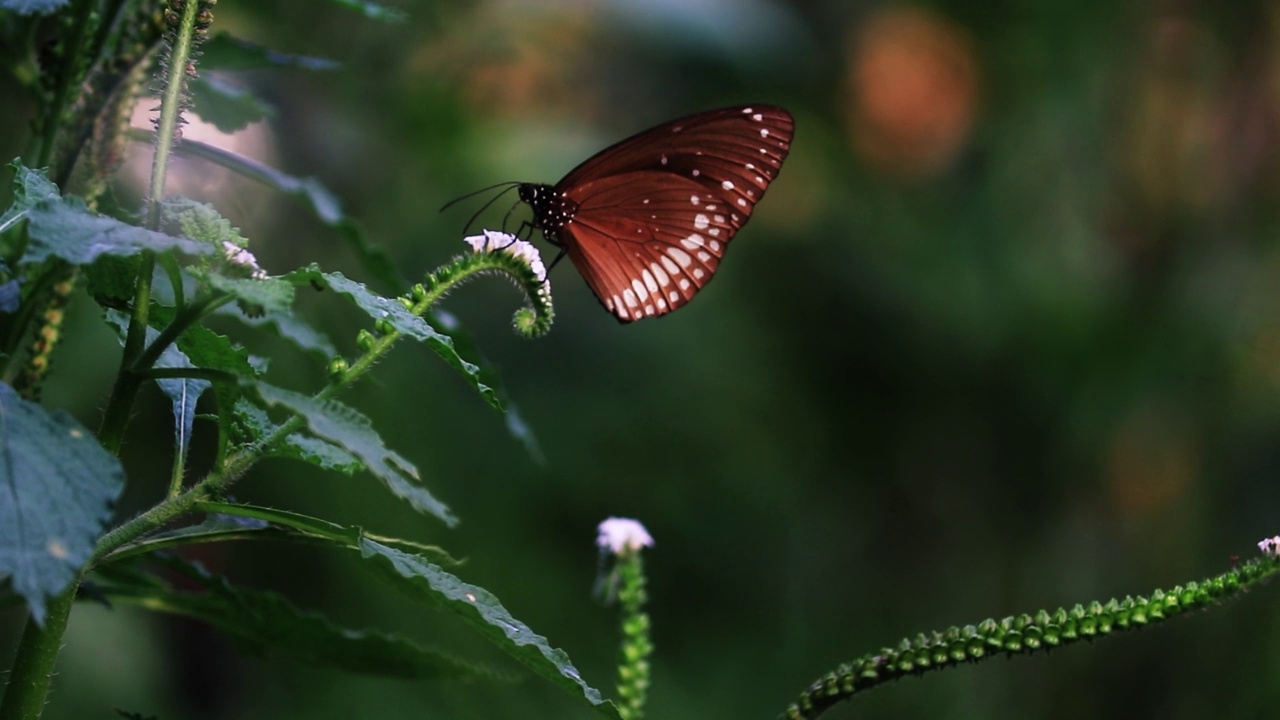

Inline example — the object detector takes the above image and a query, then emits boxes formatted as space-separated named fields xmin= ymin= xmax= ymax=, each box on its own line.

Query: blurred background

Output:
xmin=4 ymin=0 xmax=1280 ymax=718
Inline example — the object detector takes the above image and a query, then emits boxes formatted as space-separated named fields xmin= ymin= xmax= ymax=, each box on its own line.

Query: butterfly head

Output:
xmin=518 ymin=183 xmax=577 ymax=245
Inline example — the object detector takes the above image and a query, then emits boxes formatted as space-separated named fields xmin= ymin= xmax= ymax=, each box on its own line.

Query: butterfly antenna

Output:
xmin=452 ymin=184 xmax=522 ymax=237
xmin=439 ymin=181 xmax=521 ymax=212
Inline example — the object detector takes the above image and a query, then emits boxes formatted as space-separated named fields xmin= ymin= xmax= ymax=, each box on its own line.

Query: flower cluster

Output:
xmin=597 ymin=517 xmax=655 ymax=556
xmin=1258 ymin=536 xmax=1280 ymax=557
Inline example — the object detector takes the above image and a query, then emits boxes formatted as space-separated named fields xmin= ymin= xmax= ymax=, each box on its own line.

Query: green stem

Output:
xmin=146 ymin=0 xmax=200 ymax=232
xmin=0 ymin=582 xmax=78 ymax=720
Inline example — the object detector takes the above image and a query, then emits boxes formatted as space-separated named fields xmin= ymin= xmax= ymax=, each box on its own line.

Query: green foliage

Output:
xmin=254 ymin=382 xmax=458 ymax=526
xmin=99 ymin=554 xmax=506 ymax=682
xmin=361 ymin=540 xmax=624 ymax=719
xmin=0 ymin=383 xmax=123 ymax=623
xmin=285 ymin=265 xmax=503 ymax=411
xmin=24 ymin=195 xmax=212 ymax=265
xmin=0 ymin=0 xmax=66 ymax=15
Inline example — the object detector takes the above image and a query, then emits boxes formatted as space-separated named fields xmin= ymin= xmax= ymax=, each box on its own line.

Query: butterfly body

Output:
xmin=519 ymin=105 xmax=794 ymax=323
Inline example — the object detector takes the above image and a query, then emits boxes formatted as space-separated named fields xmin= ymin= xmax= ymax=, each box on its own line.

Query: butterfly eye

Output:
xmin=516 ymin=105 xmax=794 ymax=323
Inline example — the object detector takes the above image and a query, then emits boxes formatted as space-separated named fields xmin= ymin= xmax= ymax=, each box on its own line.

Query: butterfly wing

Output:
xmin=556 ymin=105 xmax=794 ymax=322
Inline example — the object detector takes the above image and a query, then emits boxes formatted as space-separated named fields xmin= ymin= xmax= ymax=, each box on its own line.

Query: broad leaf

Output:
xmin=0 ymin=161 xmax=61 ymax=236
xmin=201 ymin=33 xmax=340 ymax=72
xmin=0 ymin=0 xmax=66 ymax=16
xmin=253 ymin=383 xmax=457 ymax=527
xmin=360 ymin=539 xmax=622 ymax=719
xmin=233 ymin=399 xmax=359 ymax=473
xmin=0 ymin=384 xmax=124 ymax=622
xmin=100 ymin=555 xmax=499 ymax=681
xmin=327 ymin=0 xmax=406 ymax=22
xmin=24 ymin=197 xmax=211 ymax=266
xmin=219 ymin=304 xmax=337 ymax=358
xmin=286 ymin=266 xmax=501 ymax=412
xmin=189 ymin=75 xmax=274 ymax=133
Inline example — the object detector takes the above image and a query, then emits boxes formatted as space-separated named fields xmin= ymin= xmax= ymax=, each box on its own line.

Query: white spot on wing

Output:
xmin=632 ymin=278 xmax=649 ymax=302
xmin=742 ymin=107 xmax=753 ymax=114
xmin=668 ymin=247 xmax=693 ymax=267
xmin=641 ymin=268 xmax=658 ymax=293
xmin=660 ymin=255 xmax=680 ymax=274
xmin=752 ymin=113 xmax=763 ymax=121
xmin=708 ymin=228 xmax=720 ymax=237
xmin=692 ymin=169 xmax=701 ymax=177
xmin=694 ymin=214 xmax=709 ymax=229
xmin=746 ymin=162 xmax=755 ymax=170
xmin=679 ymin=278 xmax=691 ymax=290
xmin=681 ymin=233 xmax=706 ymax=250
xmin=644 ymin=304 xmax=654 ymax=314
xmin=721 ymin=180 xmax=734 ymax=190
xmin=737 ymin=198 xmax=747 ymax=206
xmin=623 ymin=288 xmax=638 ymax=308
xmin=760 ymin=128 xmax=770 ymax=138
xmin=669 ymin=290 xmax=679 ymax=302
xmin=694 ymin=268 xmax=706 ymax=279
xmin=710 ymin=240 xmax=721 ymax=252
xmin=697 ymin=250 xmax=711 ymax=262
xmin=651 ymin=262 xmax=670 ymax=286
xmin=714 ymin=214 xmax=725 ymax=223
xmin=657 ymin=297 xmax=667 ymax=309
xmin=691 ymin=195 xmax=701 ymax=205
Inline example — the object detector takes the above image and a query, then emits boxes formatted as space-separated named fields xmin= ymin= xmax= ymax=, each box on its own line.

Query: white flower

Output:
xmin=1259 ymin=535 xmax=1280 ymax=557
xmin=597 ymin=517 xmax=654 ymax=555
xmin=222 ymin=241 xmax=267 ymax=279
xmin=465 ymin=230 xmax=549 ymax=284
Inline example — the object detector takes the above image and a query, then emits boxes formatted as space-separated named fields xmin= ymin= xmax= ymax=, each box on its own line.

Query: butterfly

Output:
xmin=515 ymin=104 xmax=794 ymax=322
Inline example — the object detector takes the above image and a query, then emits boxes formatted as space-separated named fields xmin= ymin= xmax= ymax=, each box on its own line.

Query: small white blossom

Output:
xmin=222 ymin=241 xmax=267 ymax=279
xmin=597 ymin=517 xmax=654 ymax=555
xmin=1259 ymin=535 xmax=1280 ymax=557
xmin=465 ymin=230 xmax=549 ymax=286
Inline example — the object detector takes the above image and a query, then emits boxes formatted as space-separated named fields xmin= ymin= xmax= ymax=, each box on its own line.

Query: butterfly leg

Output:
xmin=547 ymin=247 xmax=567 ymax=271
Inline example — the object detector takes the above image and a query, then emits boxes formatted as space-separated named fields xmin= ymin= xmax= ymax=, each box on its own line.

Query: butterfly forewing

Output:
xmin=528 ymin=105 xmax=794 ymax=322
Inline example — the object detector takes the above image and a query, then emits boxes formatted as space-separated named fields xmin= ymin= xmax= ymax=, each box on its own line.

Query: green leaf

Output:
xmin=0 ymin=161 xmax=61 ymax=238
xmin=99 ymin=554 xmax=500 ymax=681
xmin=233 ymin=399 xmax=359 ymax=473
xmin=326 ymin=0 xmax=406 ymax=22
xmin=360 ymin=539 xmax=623 ymax=719
xmin=24 ymin=197 xmax=212 ymax=266
xmin=0 ymin=383 xmax=124 ymax=623
xmin=84 ymin=255 xmax=144 ymax=306
xmin=253 ymin=382 xmax=457 ymax=527
xmin=159 ymin=196 xmax=248 ymax=248
xmin=189 ymin=75 xmax=274 ymax=134
xmin=219 ymin=304 xmax=337 ymax=358
xmin=0 ymin=0 xmax=67 ymax=16
xmin=200 ymin=33 xmax=340 ymax=72
xmin=285 ymin=266 xmax=501 ymax=412
xmin=202 ymin=273 xmax=294 ymax=314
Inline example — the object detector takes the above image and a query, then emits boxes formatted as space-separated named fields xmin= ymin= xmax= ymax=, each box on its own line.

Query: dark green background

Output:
xmin=4 ymin=1 xmax=1280 ymax=718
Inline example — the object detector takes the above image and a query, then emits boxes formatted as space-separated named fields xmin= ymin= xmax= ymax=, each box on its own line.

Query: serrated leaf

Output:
xmin=219 ymin=304 xmax=337 ymax=358
xmin=0 ymin=161 xmax=62 ymax=236
xmin=189 ymin=75 xmax=274 ymax=133
xmin=100 ymin=554 xmax=499 ymax=681
xmin=201 ymin=33 xmax=340 ymax=72
xmin=0 ymin=384 xmax=124 ymax=623
xmin=285 ymin=267 xmax=501 ymax=412
xmin=327 ymin=0 xmax=406 ymax=22
xmin=84 ymin=255 xmax=144 ymax=305
xmin=253 ymin=383 xmax=456 ymax=527
xmin=200 ymin=273 xmax=293 ymax=314
xmin=0 ymin=0 xmax=66 ymax=16
xmin=233 ymin=399 xmax=359 ymax=473
xmin=360 ymin=539 xmax=622 ymax=719
xmin=159 ymin=196 xmax=247 ymax=247
xmin=24 ymin=197 xmax=212 ymax=267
